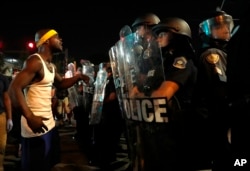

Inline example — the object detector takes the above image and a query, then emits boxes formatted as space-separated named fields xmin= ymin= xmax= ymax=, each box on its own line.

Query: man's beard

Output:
xmin=51 ymin=46 xmax=63 ymax=54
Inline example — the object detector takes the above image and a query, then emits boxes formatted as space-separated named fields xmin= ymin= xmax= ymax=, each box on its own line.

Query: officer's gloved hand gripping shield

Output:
xmin=109 ymin=25 xmax=173 ymax=171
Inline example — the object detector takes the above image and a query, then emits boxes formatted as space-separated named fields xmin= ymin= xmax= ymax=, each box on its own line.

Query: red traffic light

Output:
xmin=27 ymin=41 xmax=35 ymax=49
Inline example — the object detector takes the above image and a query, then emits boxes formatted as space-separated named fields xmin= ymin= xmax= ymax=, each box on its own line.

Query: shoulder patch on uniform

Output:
xmin=206 ymin=53 xmax=219 ymax=64
xmin=173 ymin=57 xmax=187 ymax=69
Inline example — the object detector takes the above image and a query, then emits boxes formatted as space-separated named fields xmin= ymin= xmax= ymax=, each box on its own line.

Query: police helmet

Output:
xmin=152 ymin=17 xmax=192 ymax=39
xmin=132 ymin=13 xmax=160 ymax=29
xmin=199 ymin=10 xmax=234 ymax=38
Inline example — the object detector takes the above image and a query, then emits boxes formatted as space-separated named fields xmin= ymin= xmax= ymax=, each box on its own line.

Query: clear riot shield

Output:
xmin=89 ymin=62 xmax=108 ymax=125
xmin=81 ymin=61 xmax=95 ymax=116
xmin=108 ymin=25 xmax=133 ymax=118
xmin=66 ymin=63 xmax=79 ymax=109
xmin=113 ymin=26 xmax=176 ymax=171
xmin=109 ymin=46 xmax=124 ymax=116
xmin=67 ymin=85 xmax=79 ymax=108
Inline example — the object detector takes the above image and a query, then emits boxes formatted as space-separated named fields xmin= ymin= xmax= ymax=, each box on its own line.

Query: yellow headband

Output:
xmin=36 ymin=29 xmax=58 ymax=47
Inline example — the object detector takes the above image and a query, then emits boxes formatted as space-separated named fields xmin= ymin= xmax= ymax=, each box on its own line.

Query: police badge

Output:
xmin=173 ymin=56 xmax=187 ymax=69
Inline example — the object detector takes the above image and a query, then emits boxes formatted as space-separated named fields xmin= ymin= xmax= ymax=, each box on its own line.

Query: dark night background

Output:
xmin=0 ymin=1 xmax=248 ymax=65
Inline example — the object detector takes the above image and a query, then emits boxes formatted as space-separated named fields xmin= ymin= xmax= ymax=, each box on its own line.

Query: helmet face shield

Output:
xmin=199 ymin=13 xmax=234 ymax=37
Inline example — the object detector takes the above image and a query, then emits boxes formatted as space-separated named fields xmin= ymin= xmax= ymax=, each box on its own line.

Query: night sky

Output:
xmin=0 ymin=1 xmax=248 ymax=65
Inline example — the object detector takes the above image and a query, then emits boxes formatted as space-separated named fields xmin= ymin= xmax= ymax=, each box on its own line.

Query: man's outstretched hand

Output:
xmin=80 ymin=74 xmax=90 ymax=85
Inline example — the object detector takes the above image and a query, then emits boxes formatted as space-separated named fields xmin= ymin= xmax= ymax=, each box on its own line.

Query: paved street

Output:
xmin=4 ymin=121 xmax=130 ymax=171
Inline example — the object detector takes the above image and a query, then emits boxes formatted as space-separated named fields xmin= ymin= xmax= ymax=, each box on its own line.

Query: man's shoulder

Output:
xmin=27 ymin=53 xmax=41 ymax=60
xmin=24 ymin=53 xmax=44 ymax=67
xmin=199 ymin=47 xmax=224 ymax=60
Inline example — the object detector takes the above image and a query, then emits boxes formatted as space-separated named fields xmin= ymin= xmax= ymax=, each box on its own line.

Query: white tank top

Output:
xmin=21 ymin=53 xmax=55 ymax=137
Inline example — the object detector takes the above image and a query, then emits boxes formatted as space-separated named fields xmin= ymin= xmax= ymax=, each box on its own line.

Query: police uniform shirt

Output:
xmin=199 ymin=48 xmax=227 ymax=83
xmin=164 ymin=55 xmax=197 ymax=95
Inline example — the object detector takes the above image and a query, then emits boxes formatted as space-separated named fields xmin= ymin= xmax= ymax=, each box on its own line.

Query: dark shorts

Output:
xmin=21 ymin=127 xmax=60 ymax=171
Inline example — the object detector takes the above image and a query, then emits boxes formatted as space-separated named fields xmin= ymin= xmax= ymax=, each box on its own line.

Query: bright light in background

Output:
xmin=27 ymin=42 xmax=35 ymax=49
xmin=4 ymin=57 xmax=19 ymax=64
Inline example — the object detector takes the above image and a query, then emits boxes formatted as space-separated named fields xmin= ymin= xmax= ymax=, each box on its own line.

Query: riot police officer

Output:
xmin=116 ymin=15 xmax=197 ymax=170
xmin=193 ymin=9 xmax=234 ymax=170
xmin=151 ymin=17 xmax=197 ymax=108
xmin=131 ymin=12 xmax=160 ymax=59
xmin=131 ymin=13 xmax=161 ymax=92
xmin=148 ymin=17 xmax=198 ymax=170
